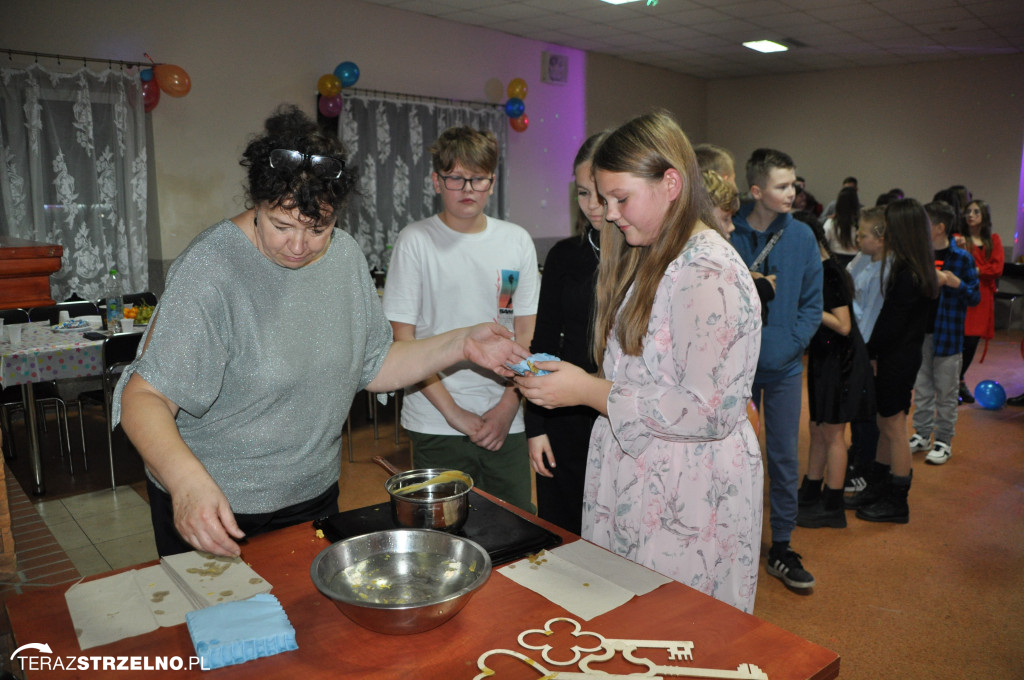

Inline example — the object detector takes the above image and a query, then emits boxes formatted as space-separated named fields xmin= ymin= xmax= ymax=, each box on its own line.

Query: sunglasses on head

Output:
xmin=269 ymin=148 xmax=345 ymax=179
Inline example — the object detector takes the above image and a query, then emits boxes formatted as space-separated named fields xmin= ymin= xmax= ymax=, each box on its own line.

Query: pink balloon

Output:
xmin=142 ymin=79 xmax=160 ymax=112
xmin=318 ymin=93 xmax=343 ymax=118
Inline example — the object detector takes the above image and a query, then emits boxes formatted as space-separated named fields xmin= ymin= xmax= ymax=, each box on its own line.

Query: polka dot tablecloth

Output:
xmin=1 ymin=321 xmax=104 ymax=387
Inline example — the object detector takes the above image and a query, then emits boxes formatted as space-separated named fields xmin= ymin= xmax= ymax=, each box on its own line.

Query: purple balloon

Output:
xmin=318 ymin=93 xmax=343 ymax=118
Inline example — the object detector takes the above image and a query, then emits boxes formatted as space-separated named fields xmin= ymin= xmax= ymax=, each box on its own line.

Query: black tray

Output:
xmin=313 ymin=491 xmax=562 ymax=566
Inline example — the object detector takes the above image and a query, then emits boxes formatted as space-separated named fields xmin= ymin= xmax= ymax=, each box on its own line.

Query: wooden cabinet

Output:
xmin=0 ymin=236 xmax=63 ymax=309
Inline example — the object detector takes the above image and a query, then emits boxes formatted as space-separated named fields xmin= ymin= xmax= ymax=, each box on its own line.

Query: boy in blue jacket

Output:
xmin=908 ymin=201 xmax=980 ymax=465
xmin=732 ymin=149 xmax=823 ymax=591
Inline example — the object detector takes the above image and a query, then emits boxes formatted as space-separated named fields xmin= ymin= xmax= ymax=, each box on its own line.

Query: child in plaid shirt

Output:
xmin=908 ymin=201 xmax=980 ymax=465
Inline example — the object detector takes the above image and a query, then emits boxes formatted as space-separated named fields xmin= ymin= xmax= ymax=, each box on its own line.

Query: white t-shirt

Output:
xmin=823 ymin=217 xmax=858 ymax=258
xmin=383 ymin=214 xmax=540 ymax=435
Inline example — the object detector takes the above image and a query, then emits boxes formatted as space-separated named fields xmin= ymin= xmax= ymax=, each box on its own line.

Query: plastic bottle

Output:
xmin=105 ymin=267 xmax=123 ymax=328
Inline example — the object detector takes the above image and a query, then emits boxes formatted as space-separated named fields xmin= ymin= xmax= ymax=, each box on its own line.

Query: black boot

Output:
xmin=845 ymin=461 xmax=890 ymax=509
xmin=856 ymin=472 xmax=911 ymax=524
xmin=798 ymin=476 xmax=823 ymax=508
xmin=959 ymin=381 xmax=975 ymax=405
xmin=797 ymin=486 xmax=847 ymax=528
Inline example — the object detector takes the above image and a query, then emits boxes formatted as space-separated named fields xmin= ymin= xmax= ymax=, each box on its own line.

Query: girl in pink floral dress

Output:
xmin=515 ymin=111 xmax=763 ymax=613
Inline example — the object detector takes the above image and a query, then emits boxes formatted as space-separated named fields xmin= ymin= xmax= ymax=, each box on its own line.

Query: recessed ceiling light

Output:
xmin=743 ymin=40 xmax=789 ymax=53
xmin=600 ymin=0 xmax=642 ymax=5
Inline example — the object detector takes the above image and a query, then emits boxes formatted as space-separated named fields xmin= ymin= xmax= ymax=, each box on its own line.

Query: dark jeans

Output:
xmin=147 ymin=479 xmax=339 ymax=556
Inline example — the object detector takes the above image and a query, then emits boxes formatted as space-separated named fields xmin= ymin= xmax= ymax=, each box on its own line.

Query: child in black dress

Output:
xmin=797 ymin=221 xmax=875 ymax=528
xmin=525 ymin=132 xmax=607 ymax=533
xmin=850 ymin=198 xmax=939 ymax=523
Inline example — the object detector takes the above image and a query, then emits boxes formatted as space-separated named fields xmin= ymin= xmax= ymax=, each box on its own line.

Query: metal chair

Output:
xmin=1 ymin=308 xmax=30 ymax=460
xmin=76 ymin=332 xmax=143 ymax=489
xmin=1 ymin=308 xmax=74 ymax=471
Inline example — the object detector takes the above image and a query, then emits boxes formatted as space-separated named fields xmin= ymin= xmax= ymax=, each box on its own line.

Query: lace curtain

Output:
xmin=337 ymin=93 xmax=509 ymax=270
xmin=0 ymin=63 xmax=147 ymax=302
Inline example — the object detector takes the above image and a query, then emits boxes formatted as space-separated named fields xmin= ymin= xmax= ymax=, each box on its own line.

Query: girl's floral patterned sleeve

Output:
xmin=606 ymin=243 xmax=762 ymax=457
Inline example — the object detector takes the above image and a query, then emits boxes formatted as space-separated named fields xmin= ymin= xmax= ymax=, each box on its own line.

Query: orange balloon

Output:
xmin=318 ymin=74 xmax=341 ymax=97
xmin=510 ymin=113 xmax=529 ymax=133
xmin=507 ymin=77 xmax=528 ymax=100
xmin=154 ymin=64 xmax=191 ymax=97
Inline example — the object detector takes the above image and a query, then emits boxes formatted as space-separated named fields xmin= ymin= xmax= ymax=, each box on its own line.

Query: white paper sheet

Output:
xmin=64 ymin=551 xmax=274 ymax=650
xmin=500 ymin=550 xmax=634 ymax=620
xmin=160 ymin=551 xmax=272 ymax=608
xmin=133 ymin=565 xmax=194 ymax=627
xmin=65 ymin=571 xmax=159 ymax=650
xmin=551 ymin=541 xmax=671 ymax=596
xmin=498 ymin=541 xmax=672 ymax=620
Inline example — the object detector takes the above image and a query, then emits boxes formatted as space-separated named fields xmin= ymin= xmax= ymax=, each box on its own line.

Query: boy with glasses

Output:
xmin=383 ymin=126 xmax=539 ymax=512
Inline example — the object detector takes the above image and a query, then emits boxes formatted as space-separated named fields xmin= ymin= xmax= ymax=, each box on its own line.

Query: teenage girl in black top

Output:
xmin=524 ymin=132 xmax=606 ymax=534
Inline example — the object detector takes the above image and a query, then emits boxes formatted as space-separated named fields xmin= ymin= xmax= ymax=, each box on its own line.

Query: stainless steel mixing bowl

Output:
xmin=310 ymin=528 xmax=491 ymax=635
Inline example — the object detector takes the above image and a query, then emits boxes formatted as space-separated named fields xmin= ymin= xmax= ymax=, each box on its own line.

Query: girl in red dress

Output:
xmin=958 ymin=199 xmax=1003 ymax=403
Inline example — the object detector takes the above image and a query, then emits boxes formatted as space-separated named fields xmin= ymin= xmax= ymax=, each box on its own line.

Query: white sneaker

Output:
xmin=926 ymin=441 xmax=952 ymax=465
xmin=909 ymin=434 xmax=931 ymax=453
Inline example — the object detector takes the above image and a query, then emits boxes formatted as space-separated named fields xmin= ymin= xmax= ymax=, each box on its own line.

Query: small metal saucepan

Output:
xmin=373 ymin=456 xmax=473 ymax=533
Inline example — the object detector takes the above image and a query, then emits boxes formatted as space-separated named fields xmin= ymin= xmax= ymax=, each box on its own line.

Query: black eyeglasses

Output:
xmin=438 ymin=174 xmax=494 ymax=191
xmin=269 ymin=149 xmax=345 ymax=179
xmin=965 ymin=208 xmax=982 ymax=215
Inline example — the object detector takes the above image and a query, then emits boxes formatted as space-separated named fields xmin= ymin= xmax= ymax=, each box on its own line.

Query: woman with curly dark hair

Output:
xmin=115 ymin=105 xmax=526 ymax=558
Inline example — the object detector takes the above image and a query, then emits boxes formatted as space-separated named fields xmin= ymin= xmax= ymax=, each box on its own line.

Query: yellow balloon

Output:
xmin=507 ymin=77 xmax=528 ymax=100
xmin=318 ymin=74 xmax=342 ymax=97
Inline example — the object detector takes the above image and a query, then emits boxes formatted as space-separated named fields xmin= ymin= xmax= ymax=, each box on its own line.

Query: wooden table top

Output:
xmin=6 ymin=500 xmax=839 ymax=679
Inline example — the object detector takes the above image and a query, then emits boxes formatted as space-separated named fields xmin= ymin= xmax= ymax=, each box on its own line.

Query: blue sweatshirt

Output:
xmin=731 ymin=204 xmax=823 ymax=383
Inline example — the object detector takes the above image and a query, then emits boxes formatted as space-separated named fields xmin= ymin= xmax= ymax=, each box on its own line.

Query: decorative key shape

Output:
xmin=607 ymin=637 xmax=695 ymax=663
xmin=491 ymin=618 xmax=770 ymax=680
xmin=474 ymin=648 xmax=666 ymax=680
xmin=580 ymin=641 xmax=768 ymax=680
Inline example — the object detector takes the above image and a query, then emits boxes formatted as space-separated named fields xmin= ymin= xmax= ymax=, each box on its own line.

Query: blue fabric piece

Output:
xmin=509 ymin=352 xmax=560 ymax=376
xmin=186 ymin=593 xmax=298 ymax=671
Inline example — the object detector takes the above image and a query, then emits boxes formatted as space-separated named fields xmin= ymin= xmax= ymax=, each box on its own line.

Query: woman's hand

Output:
xmin=462 ymin=323 xmax=530 ymax=377
xmin=515 ymin=361 xmax=610 ymax=414
xmin=171 ymin=474 xmax=246 ymax=557
xmin=120 ymin=373 xmax=244 ymax=556
xmin=528 ymin=434 xmax=556 ymax=477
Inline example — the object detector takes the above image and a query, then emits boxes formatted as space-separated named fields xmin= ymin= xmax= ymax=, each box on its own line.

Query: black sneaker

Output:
xmin=766 ymin=547 xmax=816 ymax=589
xmin=843 ymin=464 xmax=866 ymax=493
xmin=959 ymin=382 xmax=975 ymax=405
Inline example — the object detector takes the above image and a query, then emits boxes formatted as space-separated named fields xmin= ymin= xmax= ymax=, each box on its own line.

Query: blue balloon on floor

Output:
xmin=974 ymin=380 xmax=1006 ymax=410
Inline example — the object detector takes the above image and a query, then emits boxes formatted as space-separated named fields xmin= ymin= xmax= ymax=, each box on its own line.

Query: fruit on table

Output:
xmin=135 ymin=304 xmax=155 ymax=324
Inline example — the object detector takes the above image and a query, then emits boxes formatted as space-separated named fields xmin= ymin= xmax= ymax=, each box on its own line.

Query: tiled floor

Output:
xmin=34 ymin=485 xmax=157 ymax=577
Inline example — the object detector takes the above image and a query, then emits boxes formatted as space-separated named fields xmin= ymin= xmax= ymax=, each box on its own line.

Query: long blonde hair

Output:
xmin=592 ymin=110 xmax=708 ymax=365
